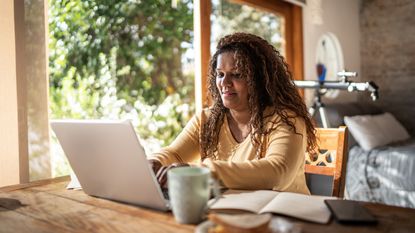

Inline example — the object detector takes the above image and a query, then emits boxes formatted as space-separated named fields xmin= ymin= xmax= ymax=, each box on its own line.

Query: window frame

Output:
xmin=194 ymin=0 xmax=304 ymax=111
xmin=2 ymin=0 xmax=304 ymax=187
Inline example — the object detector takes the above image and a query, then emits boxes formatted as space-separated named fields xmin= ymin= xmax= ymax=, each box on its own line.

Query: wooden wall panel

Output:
xmin=0 ymin=0 xmax=29 ymax=187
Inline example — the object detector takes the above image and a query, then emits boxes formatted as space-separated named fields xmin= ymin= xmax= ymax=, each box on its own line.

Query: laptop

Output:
xmin=51 ymin=119 xmax=170 ymax=211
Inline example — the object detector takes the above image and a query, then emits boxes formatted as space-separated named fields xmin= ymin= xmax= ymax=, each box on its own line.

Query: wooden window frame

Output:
xmin=1 ymin=0 xmax=50 ymax=187
xmin=1 ymin=0 xmax=302 ymax=187
xmin=194 ymin=0 xmax=304 ymax=111
xmin=0 ymin=0 xmax=29 ymax=187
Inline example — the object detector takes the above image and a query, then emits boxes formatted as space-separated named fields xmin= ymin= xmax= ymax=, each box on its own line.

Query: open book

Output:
xmin=209 ymin=190 xmax=337 ymax=224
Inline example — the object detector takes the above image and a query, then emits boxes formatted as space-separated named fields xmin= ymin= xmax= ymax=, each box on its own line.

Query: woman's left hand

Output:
xmin=156 ymin=163 xmax=189 ymax=189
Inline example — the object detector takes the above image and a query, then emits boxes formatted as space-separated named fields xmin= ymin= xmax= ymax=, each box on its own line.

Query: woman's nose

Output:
xmin=222 ymin=74 xmax=232 ymax=86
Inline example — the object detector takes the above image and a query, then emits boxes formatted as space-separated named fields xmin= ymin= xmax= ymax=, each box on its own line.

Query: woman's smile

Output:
xmin=222 ymin=90 xmax=237 ymax=97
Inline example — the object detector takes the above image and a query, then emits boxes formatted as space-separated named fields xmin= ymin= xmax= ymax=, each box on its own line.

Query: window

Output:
xmin=194 ymin=0 xmax=304 ymax=109
xmin=211 ymin=0 xmax=285 ymax=56
xmin=0 ymin=0 xmax=303 ymax=186
xmin=48 ymin=1 xmax=195 ymax=177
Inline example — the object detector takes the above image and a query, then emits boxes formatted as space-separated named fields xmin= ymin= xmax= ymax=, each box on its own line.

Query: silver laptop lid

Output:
xmin=51 ymin=119 xmax=169 ymax=211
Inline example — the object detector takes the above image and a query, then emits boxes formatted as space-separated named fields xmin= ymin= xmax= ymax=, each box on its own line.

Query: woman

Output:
xmin=149 ymin=32 xmax=316 ymax=194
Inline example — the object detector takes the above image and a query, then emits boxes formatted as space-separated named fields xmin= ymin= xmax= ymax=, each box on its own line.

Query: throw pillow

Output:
xmin=344 ymin=112 xmax=410 ymax=151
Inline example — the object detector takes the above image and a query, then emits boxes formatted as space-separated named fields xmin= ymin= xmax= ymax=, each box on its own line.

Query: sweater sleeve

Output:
xmin=149 ymin=111 xmax=203 ymax=166
xmin=204 ymin=117 xmax=307 ymax=191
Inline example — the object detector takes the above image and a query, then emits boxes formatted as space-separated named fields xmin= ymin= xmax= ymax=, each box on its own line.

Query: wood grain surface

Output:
xmin=1 ymin=177 xmax=414 ymax=233
xmin=0 ymin=177 xmax=193 ymax=233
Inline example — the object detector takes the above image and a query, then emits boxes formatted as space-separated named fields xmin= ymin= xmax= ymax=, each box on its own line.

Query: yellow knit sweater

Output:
xmin=150 ymin=108 xmax=310 ymax=195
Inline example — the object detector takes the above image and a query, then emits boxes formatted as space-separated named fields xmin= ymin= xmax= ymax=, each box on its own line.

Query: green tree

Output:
xmin=48 ymin=0 xmax=195 ymax=149
xmin=49 ymin=0 xmax=194 ymax=107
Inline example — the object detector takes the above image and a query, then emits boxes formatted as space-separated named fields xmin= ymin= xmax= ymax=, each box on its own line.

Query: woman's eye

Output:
xmin=232 ymin=73 xmax=242 ymax=79
xmin=216 ymin=72 xmax=224 ymax=78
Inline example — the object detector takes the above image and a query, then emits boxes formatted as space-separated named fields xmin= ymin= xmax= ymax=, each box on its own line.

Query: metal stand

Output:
xmin=308 ymin=89 xmax=330 ymax=128
xmin=294 ymin=70 xmax=379 ymax=128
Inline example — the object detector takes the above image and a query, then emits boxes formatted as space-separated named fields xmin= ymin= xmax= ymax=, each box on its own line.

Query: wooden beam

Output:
xmin=292 ymin=5 xmax=304 ymax=97
xmin=194 ymin=0 xmax=212 ymax=111
xmin=0 ymin=0 xmax=29 ymax=187
xmin=229 ymin=0 xmax=290 ymax=15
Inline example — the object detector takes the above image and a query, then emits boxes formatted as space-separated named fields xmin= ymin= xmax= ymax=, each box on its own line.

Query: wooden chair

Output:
xmin=305 ymin=126 xmax=348 ymax=198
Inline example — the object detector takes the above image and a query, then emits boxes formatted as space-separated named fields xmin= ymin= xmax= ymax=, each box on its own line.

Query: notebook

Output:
xmin=51 ymin=119 xmax=169 ymax=211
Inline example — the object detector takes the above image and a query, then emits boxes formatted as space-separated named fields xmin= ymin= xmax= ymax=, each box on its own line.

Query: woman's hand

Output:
xmin=156 ymin=163 xmax=189 ymax=189
xmin=148 ymin=159 xmax=163 ymax=175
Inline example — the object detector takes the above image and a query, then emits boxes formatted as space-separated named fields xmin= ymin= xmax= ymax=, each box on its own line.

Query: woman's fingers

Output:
xmin=156 ymin=166 xmax=168 ymax=188
xmin=155 ymin=163 xmax=190 ymax=189
xmin=148 ymin=159 xmax=162 ymax=174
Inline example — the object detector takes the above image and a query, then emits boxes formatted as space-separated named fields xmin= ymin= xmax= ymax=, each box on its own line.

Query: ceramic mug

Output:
xmin=167 ymin=166 xmax=220 ymax=224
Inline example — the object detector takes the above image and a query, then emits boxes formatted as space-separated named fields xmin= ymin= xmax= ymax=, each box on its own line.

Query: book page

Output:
xmin=259 ymin=192 xmax=336 ymax=224
xmin=210 ymin=190 xmax=278 ymax=213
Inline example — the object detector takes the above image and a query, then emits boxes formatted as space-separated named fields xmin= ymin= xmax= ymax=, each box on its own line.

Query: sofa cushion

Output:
xmin=344 ymin=112 xmax=410 ymax=151
xmin=313 ymin=102 xmax=383 ymax=148
xmin=313 ymin=102 xmax=383 ymax=128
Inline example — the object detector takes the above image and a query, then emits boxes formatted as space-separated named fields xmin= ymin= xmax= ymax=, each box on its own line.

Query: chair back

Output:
xmin=305 ymin=126 xmax=348 ymax=197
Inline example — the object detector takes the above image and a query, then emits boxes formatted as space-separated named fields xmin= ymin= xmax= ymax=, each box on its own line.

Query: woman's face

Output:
xmin=215 ymin=52 xmax=249 ymax=111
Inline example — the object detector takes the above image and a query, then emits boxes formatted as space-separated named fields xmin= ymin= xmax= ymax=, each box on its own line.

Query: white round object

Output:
xmin=315 ymin=33 xmax=344 ymax=99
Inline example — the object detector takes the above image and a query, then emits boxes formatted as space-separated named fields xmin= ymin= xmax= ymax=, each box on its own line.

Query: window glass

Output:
xmin=48 ymin=0 xmax=195 ymax=177
xmin=211 ymin=0 xmax=285 ymax=56
xmin=25 ymin=0 xmax=51 ymax=181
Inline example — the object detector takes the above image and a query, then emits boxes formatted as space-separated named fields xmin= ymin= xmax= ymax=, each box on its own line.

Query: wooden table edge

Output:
xmin=0 ymin=176 xmax=70 ymax=193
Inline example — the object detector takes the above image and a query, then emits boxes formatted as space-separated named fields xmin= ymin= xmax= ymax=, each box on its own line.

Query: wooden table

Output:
xmin=1 ymin=177 xmax=414 ymax=233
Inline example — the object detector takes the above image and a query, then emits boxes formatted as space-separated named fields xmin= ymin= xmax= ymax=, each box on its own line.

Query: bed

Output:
xmin=315 ymin=102 xmax=415 ymax=208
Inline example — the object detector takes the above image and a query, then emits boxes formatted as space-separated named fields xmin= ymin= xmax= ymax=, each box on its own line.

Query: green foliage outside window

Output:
xmin=211 ymin=0 xmax=283 ymax=54
xmin=48 ymin=0 xmax=195 ymax=175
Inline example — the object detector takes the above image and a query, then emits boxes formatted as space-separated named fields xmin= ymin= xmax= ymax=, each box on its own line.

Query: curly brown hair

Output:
xmin=200 ymin=32 xmax=317 ymax=160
